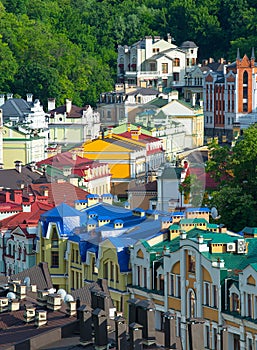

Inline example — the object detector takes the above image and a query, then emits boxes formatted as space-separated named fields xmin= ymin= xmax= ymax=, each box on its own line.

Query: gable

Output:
xmin=205 ymin=74 xmax=214 ymax=83
xmin=239 ymin=54 xmax=251 ymax=68
xmin=161 ymin=101 xmax=195 ymax=116
xmin=247 ymin=274 xmax=256 ymax=286
xmin=137 ymin=248 xmax=144 ymax=259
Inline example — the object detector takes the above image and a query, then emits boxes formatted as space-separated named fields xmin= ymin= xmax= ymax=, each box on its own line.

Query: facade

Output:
xmin=0 ymin=200 xmax=53 ymax=276
xmin=97 ymin=86 xmax=167 ymax=126
xmin=204 ymin=49 xmax=257 ymax=141
xmin=48 ymin=99 xmax=101 ymax=145
xmin=75 ymin=136 xmax=146 ymax=196
xmin=117 ymin=35 xmax=198 ymax=90
xmin=128 ymin=208 xmax=257 ymax=350
xmin=3 ymin=124 xmax=47 ymax=168
xmin=37 ymin=151 xmax=111 ymax=195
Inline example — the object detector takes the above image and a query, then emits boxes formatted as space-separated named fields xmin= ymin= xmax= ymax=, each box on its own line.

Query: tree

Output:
xmin=206 ymin=124 xmax=257 ymax=231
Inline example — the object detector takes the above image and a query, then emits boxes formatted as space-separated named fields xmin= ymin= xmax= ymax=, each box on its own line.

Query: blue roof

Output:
xmin=114 ymin=219 xmax=124 ymax=224
xmin=74 ymin=199 xmax=88 ymax=203
xmin=133 ymin=207 xmax=145 ymax=213
xmin=185 ymin=207 xmax=210 ymax=212
xmin=40 ymin=203 xmax=87 ymax=237
xmin=79 ymin=241 xmax=99 ymax=263
xmin=108 ymin=237 xmax=135 ymax=272
xmin=101 ymin=193 xmax=113 ymax=198
xmin=86 ymin=194 xmax=100 ymax=199
xmin=171 ymin=211 xmax=185 ymax=216
xmin=161 ymin=216 xmax=172 ymax=222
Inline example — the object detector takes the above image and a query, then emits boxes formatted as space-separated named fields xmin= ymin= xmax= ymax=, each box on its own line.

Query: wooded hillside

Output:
xmin=0 ymin=0 xmax=256 ymax=107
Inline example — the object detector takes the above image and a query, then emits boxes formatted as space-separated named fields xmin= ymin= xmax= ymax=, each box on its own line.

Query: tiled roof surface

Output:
xmin=49 ymin=104 xmax=91 ymax=118
xmin=117 ymin=132 xmax=161 ymax=143
xmin=1 ymin=98 xmax=32 ymax=118
xmin=30 ymin=182 xmax=89 ymax=207
xmin=0 ymin=166 xmax=43 ymax=189
xmin=0 ymin=201 xmax=53 ymax=229
xmin=37 ymin=151 xmax=94 ymax=168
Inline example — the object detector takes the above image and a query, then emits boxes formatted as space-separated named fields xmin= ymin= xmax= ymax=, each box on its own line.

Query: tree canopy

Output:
xmin=206 ymin=125 xmax=257 ymax=232
xmin=0 ymin=0 xmax=257 ymax=107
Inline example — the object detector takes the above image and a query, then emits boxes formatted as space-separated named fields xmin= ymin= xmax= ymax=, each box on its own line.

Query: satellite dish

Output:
xmin=211 ymin=207 xmax=220 ymax=220
xmin=7 ymin=292 xmax=16 ymax=300
xmin=57 ymin=289 xmax=67 ymax=300
xmin=24 ymin=276 xmax=31 ymax=287
xmin=64 ymin=294 xmax=74 ymax=303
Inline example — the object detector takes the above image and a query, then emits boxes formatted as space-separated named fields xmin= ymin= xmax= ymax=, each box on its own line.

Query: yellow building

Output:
xmin=73 ymin=136 xmax=146 ymax=196
xmin=3 ymin=124 xmax=46 ymax=169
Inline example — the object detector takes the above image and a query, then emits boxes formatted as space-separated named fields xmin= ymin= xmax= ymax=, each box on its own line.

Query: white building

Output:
xmin=117 ymin=35 xmax=198 ymax=90
xmin=48 ymin=98 xmax=101 ymax=145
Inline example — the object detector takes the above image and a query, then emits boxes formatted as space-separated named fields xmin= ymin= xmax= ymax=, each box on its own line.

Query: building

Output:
xmin=36 ymin=151 xmax=111 ymax=195
xmin=0 ymin=201 xmax=53 ymax=276
xmin=204 ymin=48 xmax=257 ymax=141
xmin=128 ymin=208 xmax=257 ymax=349
xmin=3 ymin=124 xmax=47 ymax=168
xmin=97 ymin=86 xmax=167 ymax=126
xmin=47 ymin=98 xmax=101 ymax=145
xmin=75 ymin=135 xmax=146 ymax=197
xmin=117 ymin=35 xmax=198 ymax=90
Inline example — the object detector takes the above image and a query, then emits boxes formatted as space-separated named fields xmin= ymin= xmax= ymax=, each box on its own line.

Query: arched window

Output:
xmin=231 ymin=292 xmax=240 ymax=313
xmin=243 ymin=71 xmax=248 ymax=112
xmin=187 ymin=289 xmax=196 ymax=318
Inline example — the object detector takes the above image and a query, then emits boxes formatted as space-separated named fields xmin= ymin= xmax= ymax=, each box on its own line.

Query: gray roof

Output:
xmin=0 ymin=165 xmax=45 ymax=189
xmin=126 ymin=88 xmax=160 ymax=97
xmin=180 ymin=41 xmax=198 ymax=49
xmin=0 ymin=98 xmax=32 ymax=119
xmin=158 ymin=167 xmax=183 ymax=180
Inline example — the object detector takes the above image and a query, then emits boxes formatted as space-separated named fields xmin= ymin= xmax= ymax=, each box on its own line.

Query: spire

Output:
xmin=251 ymin=47 xmax=255 ymax=60
xmin=237 ymin=48 xmax=240 ymax=60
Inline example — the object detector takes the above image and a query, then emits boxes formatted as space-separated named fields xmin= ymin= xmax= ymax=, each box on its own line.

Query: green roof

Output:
xmin=242 ymin=227 xmax=257 ymax=234
xmin=180 ymin=218 xmax=208 ymax=224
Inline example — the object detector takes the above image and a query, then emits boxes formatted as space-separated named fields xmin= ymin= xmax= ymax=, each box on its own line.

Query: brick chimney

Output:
xmin=0 ymin=94 xmax=5 ymax=106
xmin=107 ymin=127 xmax=113 ymax=138
xmin=6 ymin=93 xmax=13 ymax=100
xmin=13 ymin=189 xmax=23 ymax=204
xmin=127 ymin=123 xmax=131 ymax=132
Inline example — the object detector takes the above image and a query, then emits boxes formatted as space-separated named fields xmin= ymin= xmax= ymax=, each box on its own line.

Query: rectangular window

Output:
xmin=162 ymin=63 xmax=168 ymax=74
xmin=51 ymin=251 xmax=59 ymax=268
xmin=205 ymin=325 xmax=210 ymax=348
xmin=204 ymin=282 xmax=210 ymax=306
xmin=150 ymin=62 xmax=156 ymax=71
xmin=176 ymin=275 xmax=181 ymax=297
xmin=188 ymin=254 xmax=196 ymax=273
xmin=169 ymin=273 xmax=175 ymax=296
xmin=144 ymin=268 xmax=147 ymax=288
xmin=212 ymin=285 xmax=218 ymax=308
xmin=137 ymin=266 xmax=141 ymax=286
xmin=176 ymin=316 xmax=181 ymax=337
xmin=173 ymin=72 xmax=179 ymax=82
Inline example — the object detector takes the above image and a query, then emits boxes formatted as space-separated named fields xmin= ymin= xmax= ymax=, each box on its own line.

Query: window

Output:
xmin=176 ymin=316 xmax=181 ymax=337
xmin=51 ymin=228 xmax=58 ymax=248
xmin=232 ymin=293 xmax=240 ymax=313
xmin=104 ymin=262 xmax=108 ymax=279
xmin=150 ymin=62 xmax=156 ymax=71
xmin=174 ymin=58 xmax=180 ymax=67
xmin=247 ymin=293 xmax=252 ymax=317
xmin=51 ymin=251 xmax=59 ymax=268
xmin=212 ymin=285 xmax=218 ymax=308
xmin=110 ymin=261 xmax=114 ymax=280
xmin=248 ymin=337 xmax=253 ymax=350
xmin=162 ymin=63 xmax=168 ymax=74
xmin=169 ymin=273 xmax=175 ymax=296
xmin=204 ymin=282 xmax=210 ymax=306
xmin=144 ymin=268 xmax=147 ymax=288
xmin=205 ymin=325 xmax=210 ymax=348
xmin=137 ymin=266 xmax=141 ymax=286
xmin=173 ymin=72 xmax=179 ymax=82
xmin=176 ymin=275 xmax=181 ymax=297
xmin=188 ymin=254 xmax=196 ymax=273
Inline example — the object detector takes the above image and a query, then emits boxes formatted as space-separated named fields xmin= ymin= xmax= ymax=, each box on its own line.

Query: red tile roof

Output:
xmin=49 ymin=104 xmax=91 ymax=118
xmin=0 ymin=201 xmax=53 ymax=230
xmin=118 ymin=131 xmax=161 ymax=143
xmin=29 ymin=182 xmax=89 ymax=207
xmin=37 ymin=151 xmax=93 ymax=168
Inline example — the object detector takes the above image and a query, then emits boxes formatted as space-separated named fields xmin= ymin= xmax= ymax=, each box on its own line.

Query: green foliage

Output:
xmin=206 ymin=125 xmax=257 ymax=231
xmin=0 ymin=0 xmax=257 ymax=106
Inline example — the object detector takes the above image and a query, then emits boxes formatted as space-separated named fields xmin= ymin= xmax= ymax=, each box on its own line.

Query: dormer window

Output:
xmin=51 ymin=228 xmax=58 ymax=248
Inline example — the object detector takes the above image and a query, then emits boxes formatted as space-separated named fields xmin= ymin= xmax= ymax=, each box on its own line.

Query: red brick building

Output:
xmin=204 ymin=48 xmax=257 ymax=141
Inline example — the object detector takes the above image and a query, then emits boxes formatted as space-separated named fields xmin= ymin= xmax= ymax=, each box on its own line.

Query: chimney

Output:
xmin=47 ymin=98 xmax=56 ymax=112
xmin=137 ymin=125 xmax=141 ymax=136
xmin=131 ymin=130 xmax=139 ymax=140
xmin=192 ymin=93 xmax=196 ymax=107
xmin=14 ymin=189 xmax=23 ymax=204
xmin=26 ymin=93 xmax=33 ymax=103
xmin=107 ymin=127 xmax=113 ymax=138
xmin=5 ymin=190 xmax=10 ymax=202
xmin=219 ymin=58 xmax=224 ymax=64
xmin=71 ymin=151 xmax=77 ymax=161
xmin=65 ymin=99 xmax=72 ymax=114
xmin=167 ymin=33 xmax=172 ymax=44
xmin=14 ymin=161 xmax=22 ymax=173
xmin=208 ymin=57 xmax=214 ymax=63
xmin=6 ymin=93 xmax=13 ymax=100
xmin=127 ymin=123 xmax=131 ymax=132
xmin=29 ymin=161 xmax=36 ymax=172
xmin=0 ymin=94 xmax=5 ymax=106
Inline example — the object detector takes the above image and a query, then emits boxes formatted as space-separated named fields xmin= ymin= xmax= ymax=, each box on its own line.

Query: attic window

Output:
xmin=51 ymin=228 xmax=58 ymax=248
